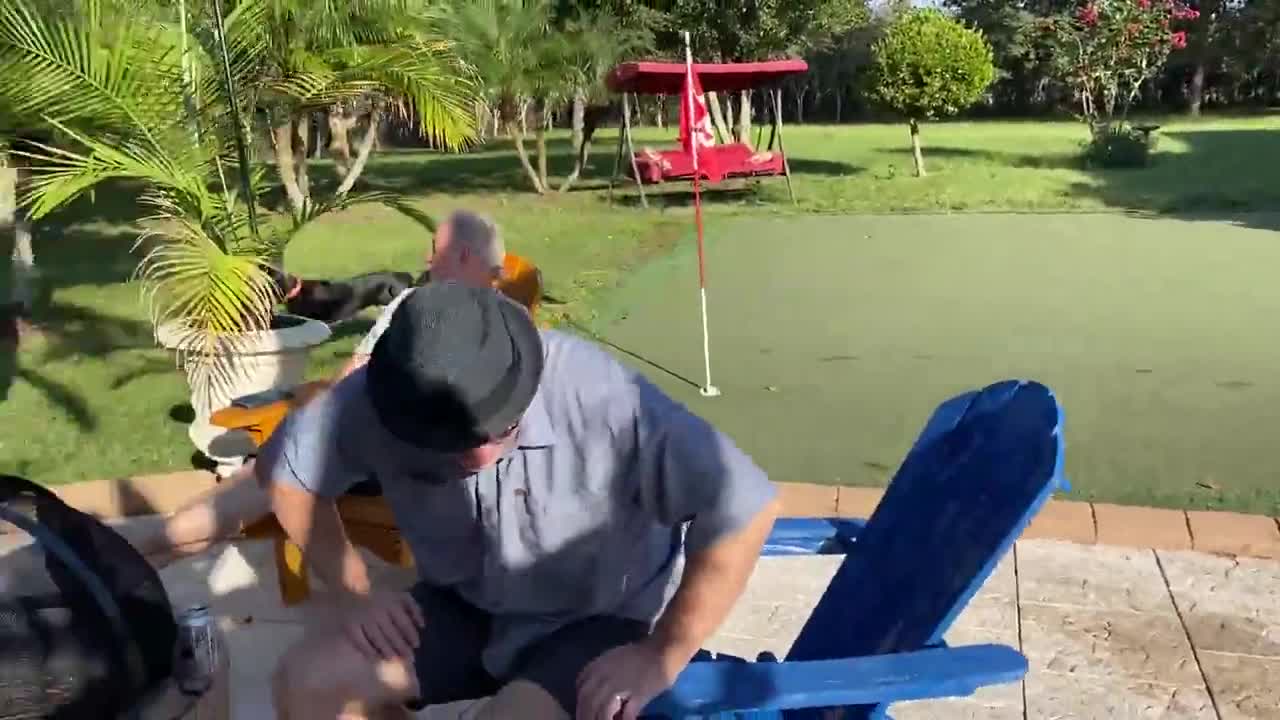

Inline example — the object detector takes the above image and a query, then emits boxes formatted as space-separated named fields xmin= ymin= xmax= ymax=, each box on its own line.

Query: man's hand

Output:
xmin=342 ymin=590 xmax=425 ymax=662
xmin=575 ymin=638 xmax=688 ymax=720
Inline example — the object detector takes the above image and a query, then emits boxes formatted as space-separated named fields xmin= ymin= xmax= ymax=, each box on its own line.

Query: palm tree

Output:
xmin=0 ymin=0 xmax=476 ymax=412
xmin=238 ymin=0 xmax=476 ymax=216
xmin=557 ymin=6 xmax=653 ymax=192
xmin=441 ymin=0 xmax=579 ymax=194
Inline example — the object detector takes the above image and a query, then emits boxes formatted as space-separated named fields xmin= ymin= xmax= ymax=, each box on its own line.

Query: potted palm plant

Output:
xmin=1 ymin=0 xmax=475 ymax=469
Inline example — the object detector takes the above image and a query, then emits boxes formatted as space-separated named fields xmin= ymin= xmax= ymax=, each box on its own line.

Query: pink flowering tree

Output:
xmin=1047 ymin=0 xmax=1199 ymax=136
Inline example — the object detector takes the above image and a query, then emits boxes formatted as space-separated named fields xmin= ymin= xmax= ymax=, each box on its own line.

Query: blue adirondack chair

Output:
xmin=643 ymin=379 xmax=1068 ymax=719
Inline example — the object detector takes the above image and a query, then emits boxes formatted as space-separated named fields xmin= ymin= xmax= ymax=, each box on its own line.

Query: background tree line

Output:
xmin=505 ymin=0 xmax=1280 ymax=131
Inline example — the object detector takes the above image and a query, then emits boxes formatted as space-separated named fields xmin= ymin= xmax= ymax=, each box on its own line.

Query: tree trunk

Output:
xmin=737 ymin=90 xmax=753 ymax=145
xmin=834 ymin=89 xmax=843 ymax=123
xmin=656 ymin=95 xmax=666 ymax=129
xmin=311 ymin=113 xmax=326 ymax=159
xmin=536 ymin=126 xmax=549 ymax=191
xmin=335 ymin=109 xmax=382 ymax=196
xmin=328 ymin=105 xmax=358 ymax=176
xmin=560 ymin=104 xmax=606 ymax=193
xmin=293 ymin=115 xmax=310 ymax=202
xmin=558 ymin=133 xmax=592 ymax=194
xmin=2 ymin=159 xmax=38 ymax=342
xmin=571 ymin=90 xmax=586 ymax=155
xmin=510 ymin=102 xmax=545 ymax=194
xmin=1189 ymin=61 xmax=1206 ymax=116
xmin=475 ymin=101 xmax=489 ymax=142
xmin=511 ymin=130 xmax=545 ymax=194
xmin=2 ymin=163 xmax=29 ymax=309
xmin=909 ymin=119 xmax=926 ymax=177
xmin=794 ymin=87 xmax=807 ymax=124
xmin=706 ymin=91 xmax=732 ymax=144
xmin=271 ymin=121 xmax=307 ymax=215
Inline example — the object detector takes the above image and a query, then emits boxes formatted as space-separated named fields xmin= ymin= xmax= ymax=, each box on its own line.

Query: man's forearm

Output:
xmin=649 ymin=498 xmax=781 ymax=662
xmin=269 ymin=482 xmax=372 ymax=599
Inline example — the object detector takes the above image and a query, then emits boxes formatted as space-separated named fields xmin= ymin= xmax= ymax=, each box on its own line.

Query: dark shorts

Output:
xmin=405 ymin=583 xmax=650 ymax=713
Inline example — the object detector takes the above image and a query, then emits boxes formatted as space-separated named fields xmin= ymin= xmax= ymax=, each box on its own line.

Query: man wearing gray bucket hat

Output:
xmin=262 ymin=281 xmax=779 ymax=720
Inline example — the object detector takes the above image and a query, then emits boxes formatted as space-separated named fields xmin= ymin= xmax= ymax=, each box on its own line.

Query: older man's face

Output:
xmin=429 ymin=222 xmax=502 ymax=289
xmin=450 ymin=423 xmax=520 ymax=473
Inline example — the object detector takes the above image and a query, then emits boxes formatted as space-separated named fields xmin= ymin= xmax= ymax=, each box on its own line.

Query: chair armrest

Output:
xmin=763 ymin=517 xmax=864 ymax=556
xmin=210 ymin=380 xmax=335 ymax=440
xmin=209 ymin=401 xmax=292 ymax=436
xmin=642 ymin=644 xmax=1027 ymax=718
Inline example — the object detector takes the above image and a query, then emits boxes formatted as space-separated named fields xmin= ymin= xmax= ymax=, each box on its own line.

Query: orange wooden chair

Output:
xmin=211 ymin=254 xmax=543 ymax=605
xmin=498 ymin=252 xmax=543 ymax=319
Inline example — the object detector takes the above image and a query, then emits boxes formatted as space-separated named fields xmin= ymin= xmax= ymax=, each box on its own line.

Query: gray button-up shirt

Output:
xmin=257 ymin=329 xmax=775 ymax=675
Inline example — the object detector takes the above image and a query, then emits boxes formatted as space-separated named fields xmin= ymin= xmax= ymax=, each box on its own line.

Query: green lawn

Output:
xmin=2 ymin=116 xmax=1279 ymax=513
xmin=614 ymin=115 xmax=1280 ymax=213
xmin=590 ymin=212 xmax=1280 ymax=516
xmin=0 ymin=190 xmax=684 ymax=482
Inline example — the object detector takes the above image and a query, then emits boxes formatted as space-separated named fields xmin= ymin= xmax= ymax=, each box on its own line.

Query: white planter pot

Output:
xmin=156 ymin=314 xmax=331 ymax=474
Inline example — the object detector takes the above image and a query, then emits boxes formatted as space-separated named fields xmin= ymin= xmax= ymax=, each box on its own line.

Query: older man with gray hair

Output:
xmin=339 ymin=209 xmax=505 ymax=378
xmin=132 ymin=209 xmax=506 ymax=565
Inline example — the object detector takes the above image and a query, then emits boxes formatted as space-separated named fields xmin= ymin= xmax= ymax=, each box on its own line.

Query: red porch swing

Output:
xmin=604 ymin=59 xmax=808 ymax=207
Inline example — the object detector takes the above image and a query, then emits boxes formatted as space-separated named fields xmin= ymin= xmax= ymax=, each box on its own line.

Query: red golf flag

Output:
xmin=678 ymin=66 xmax=719 ymax=181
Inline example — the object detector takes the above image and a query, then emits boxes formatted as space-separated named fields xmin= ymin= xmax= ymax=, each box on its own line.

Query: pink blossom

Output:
xmin=1078 ymin=3 xmax=1100 ymax=25
xmin=1170 ymin=30 xmax=1188 ymax=48
xmin=1138 ymin=0 xmax=1151 ymax=8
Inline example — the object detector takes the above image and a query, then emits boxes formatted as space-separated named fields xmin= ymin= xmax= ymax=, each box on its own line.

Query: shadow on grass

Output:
xmin=285 ymin=136 xmax=867 ymax=201
xmin=0 ymin=353 xmax=96 ymax=430
xmin=608 ymin=185 xmax=767 ymax=209
xmin=874 ymin=145 xmax=1083 ymax=170
xmin=0 ymin=298 xmax=156 ymax=430
xmin=36 ymin=301 xmax=153 ymax=357
xmin=1065 ymin=129 xmax=1280 ymax=228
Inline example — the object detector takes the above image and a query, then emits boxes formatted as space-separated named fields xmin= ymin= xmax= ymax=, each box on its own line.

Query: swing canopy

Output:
xmin=605 ymin=59 xmax=809 ymax=95
xmin=605 ymin=59 xmax=809 ymax=204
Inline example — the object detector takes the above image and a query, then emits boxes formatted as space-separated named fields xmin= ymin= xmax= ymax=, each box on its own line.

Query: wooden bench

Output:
xmin=211 ymin=255 xmax=543 ymax=605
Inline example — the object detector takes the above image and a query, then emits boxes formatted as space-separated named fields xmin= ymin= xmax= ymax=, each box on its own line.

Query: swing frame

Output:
xmin=603 ymin=59 xmax=808 ymax=208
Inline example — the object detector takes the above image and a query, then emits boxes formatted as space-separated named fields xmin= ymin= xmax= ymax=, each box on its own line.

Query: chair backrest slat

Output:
xmin=786 ymin=380 xmax=1064 ymax=669
xmin=498 ymin=253 xmax=543 ymax=317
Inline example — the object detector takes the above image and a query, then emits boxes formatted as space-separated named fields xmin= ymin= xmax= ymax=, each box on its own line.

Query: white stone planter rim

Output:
xmin=154 ymin=313 xmax=331 ymax=355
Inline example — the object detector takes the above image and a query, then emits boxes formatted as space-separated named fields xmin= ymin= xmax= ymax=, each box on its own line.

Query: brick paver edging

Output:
xmin=785 ymin=482 xmax=1280 ymax=559
xmin=11 ymin=473 xmax=1280 ymax=560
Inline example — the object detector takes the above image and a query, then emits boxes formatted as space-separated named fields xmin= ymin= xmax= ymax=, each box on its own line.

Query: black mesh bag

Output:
xmin=0 ymin=474 xmax=177 ymax=719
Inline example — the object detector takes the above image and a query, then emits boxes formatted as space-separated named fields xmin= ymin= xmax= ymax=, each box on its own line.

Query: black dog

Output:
xmin=266 ymin=266 xmax=416 ymax=325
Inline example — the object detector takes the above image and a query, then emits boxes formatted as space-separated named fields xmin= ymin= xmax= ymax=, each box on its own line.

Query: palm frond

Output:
xmin=133 ymin=198 xmax=278 ymax=409
xmin=0 ymin=0 xmax=185 ymax=142
xmin=14 ymin=120 xmax=220 ymax=222
xmin=333 ymin=44 xmax=476 ymax=148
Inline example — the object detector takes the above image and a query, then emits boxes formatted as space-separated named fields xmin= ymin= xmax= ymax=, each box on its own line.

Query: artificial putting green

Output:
xmin=588 ymin=212 xmax=1280 ymax=515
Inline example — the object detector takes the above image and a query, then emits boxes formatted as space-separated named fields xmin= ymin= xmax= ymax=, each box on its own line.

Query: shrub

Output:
xmin=1083 ymin=125 xmax=1157 ymax=168
xmin=1045 ymin=0 xmax=1199 ymax=135
xmin=870 ymin=9 xmax=995 ymax=177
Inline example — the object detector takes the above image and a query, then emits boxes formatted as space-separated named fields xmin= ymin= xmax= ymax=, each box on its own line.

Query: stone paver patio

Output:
xmin=6 ymin=519 xmax=1280 ymax=719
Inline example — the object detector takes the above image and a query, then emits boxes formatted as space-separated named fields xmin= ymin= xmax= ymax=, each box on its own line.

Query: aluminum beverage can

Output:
xmin=175 ymin=604 xmax=220 ymax=696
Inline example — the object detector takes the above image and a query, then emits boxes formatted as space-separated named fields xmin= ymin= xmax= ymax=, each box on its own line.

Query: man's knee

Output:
xmin=273 ymin=629 xmax=419 ymax=713
xmin=473 ymin=681 xmax=568 ymax=720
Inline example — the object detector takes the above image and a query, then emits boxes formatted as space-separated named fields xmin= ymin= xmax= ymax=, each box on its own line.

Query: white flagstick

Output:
xmin=684 ymin=31 xmax=719 ymax=398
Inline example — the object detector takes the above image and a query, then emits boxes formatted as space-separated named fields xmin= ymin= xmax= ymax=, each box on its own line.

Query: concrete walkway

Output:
xmin=6 ymin=522 xmax=1280 ymax=719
